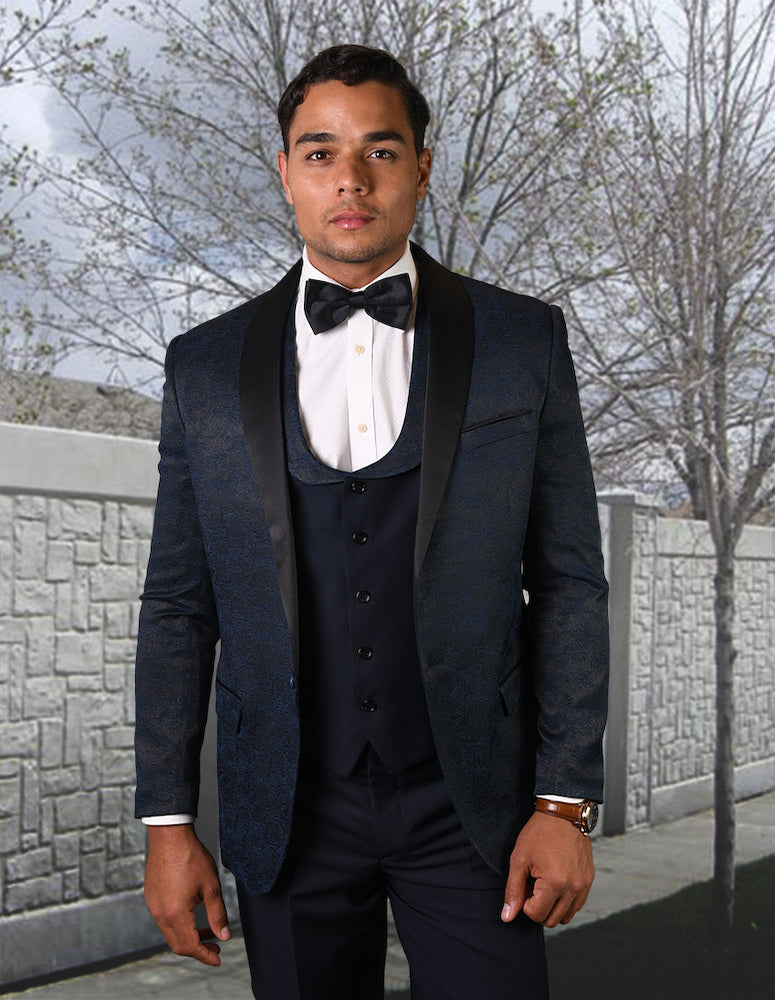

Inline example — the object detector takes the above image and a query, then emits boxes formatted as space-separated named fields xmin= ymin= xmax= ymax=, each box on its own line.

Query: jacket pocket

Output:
xmin=215 ymin=678 xmax=242 ymax=734
xmin=460 ymin=409 xmax=536 ymax=453
xmin=498 ymin=660 xmax=524 ymax=717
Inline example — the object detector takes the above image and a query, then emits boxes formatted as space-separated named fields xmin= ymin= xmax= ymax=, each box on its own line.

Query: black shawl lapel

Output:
xmin=239 ymin=260 xmax=303 ymax=661
xmin=411 ymin=244 xmax=475 ymax=580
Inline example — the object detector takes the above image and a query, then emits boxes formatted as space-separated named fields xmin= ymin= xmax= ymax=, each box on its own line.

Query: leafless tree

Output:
xmin=556 ymin=0 xmax=775 ymax=939
xmin=17 ymin=0 xmax=625 ymax=387
xmin=0 ymin=0 xmax=101 ymax=374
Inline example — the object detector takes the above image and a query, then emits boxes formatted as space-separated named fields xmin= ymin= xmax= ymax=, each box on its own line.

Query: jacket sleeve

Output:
xmin=522 ymin=304 xmax=609 ymax=801
xmin=134 ymin=335 xmax=220 ymax=818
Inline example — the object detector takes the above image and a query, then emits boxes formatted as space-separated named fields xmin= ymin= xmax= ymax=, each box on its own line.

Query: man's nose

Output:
xmin=336 ymin=154 xmax=369 ymax=194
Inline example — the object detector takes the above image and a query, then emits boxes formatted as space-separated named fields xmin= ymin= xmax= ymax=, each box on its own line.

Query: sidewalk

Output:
xmin=4 ymin=791 xmax=774 ymax=999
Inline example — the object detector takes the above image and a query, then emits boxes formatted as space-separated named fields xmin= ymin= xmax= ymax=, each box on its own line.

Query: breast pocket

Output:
xmin=459 ymin=409 xmax=536 ymax=453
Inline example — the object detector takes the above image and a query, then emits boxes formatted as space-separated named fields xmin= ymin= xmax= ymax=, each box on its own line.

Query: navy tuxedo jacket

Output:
xmin=134 ymin=244 xmax=609 ymax=895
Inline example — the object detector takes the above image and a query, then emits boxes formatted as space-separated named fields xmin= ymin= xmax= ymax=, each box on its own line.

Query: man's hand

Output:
xmin=144 ymin=824 xmax=231 ymax=966
xmin=500 ymin=811 xmax=594 ymax=928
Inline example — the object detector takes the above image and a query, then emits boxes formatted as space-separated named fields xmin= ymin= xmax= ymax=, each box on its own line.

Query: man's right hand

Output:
xmin=144 ymin=824 xmax=231 ymax=966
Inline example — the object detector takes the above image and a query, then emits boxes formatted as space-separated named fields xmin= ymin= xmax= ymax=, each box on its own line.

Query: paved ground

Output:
xmin=4 ymin=791 xmax=774 ymax=999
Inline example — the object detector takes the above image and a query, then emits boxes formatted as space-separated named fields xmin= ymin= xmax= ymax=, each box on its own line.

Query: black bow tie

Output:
xmin=304 ymin=273 xmax=413 ymax=334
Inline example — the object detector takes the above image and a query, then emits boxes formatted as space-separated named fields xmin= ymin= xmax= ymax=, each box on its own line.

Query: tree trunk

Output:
xmin=711 ymin=544 xmax=737 ymax=944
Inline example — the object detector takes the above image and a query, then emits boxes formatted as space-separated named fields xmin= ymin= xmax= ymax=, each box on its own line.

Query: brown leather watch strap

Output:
xmin=534 ymin=797 xmax=598 ymax=835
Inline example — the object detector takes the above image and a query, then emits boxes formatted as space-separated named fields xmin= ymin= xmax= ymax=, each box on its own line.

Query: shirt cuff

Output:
xmin=535 ymin=794 xmax=585 ymax=804
xmin=142 ymin=814 xmax=196 ymax=825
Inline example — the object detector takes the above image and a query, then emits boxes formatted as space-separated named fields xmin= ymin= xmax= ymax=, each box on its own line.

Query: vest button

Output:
xmin=352 ymin=530 xmax=368 ymax=545
xmin=357 ymin=646 xmax=373 ymax=660
xmin=350 ymin=480 xmax=367 ymax=494
xmin=356 ymin=590 xmax=371 ymax=604
xmin=360 ymin=698 xmax=378 ymax=712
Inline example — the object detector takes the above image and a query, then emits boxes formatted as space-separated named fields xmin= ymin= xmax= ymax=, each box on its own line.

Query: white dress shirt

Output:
xmin=294 ymin=242 xmax=417 ymax=472
xmin=143 ymin=242 xmax=578 ymax=825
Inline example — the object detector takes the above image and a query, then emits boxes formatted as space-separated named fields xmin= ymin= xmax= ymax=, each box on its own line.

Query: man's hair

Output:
xmin=278 ymin=44 xmax=430 ymax=155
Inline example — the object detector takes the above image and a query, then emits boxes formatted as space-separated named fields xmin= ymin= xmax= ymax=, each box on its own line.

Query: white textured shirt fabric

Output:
xmin=142 ymin=242 xmax=577 ymax=826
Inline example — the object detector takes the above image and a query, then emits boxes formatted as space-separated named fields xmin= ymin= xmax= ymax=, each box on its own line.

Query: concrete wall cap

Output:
xmin=0 ymin=422 xmax=158 ymax=502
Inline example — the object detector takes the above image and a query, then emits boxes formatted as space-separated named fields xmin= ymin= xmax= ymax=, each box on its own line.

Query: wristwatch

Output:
xmin=534 ymin=797 xmax=599 ymax=836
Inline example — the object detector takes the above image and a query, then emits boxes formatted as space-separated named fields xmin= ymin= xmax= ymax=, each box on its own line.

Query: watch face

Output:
xmin=582 ymin=802 xmax=599 ymax=832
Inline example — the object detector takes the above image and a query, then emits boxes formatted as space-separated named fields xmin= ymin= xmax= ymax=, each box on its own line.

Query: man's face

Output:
xmin=277 ymin=79 xmax=431 ymax=288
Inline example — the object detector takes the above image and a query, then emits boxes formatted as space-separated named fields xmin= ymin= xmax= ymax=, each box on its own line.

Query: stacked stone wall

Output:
xmin=0 ymin=493 xmax=151 ymax=919
xmin=652 ymin=539 xmax=716 ymax=789
xmin=734 ymin=556 xmax=775 ymax=766
xmin=624 ymin=506 xmax=658 ymax=828
xmin=1 ymin=424 xmax=163 ymax=984
xmin=600 ymin=494 xmax=775 ymax=832
xmin=650 ymin=521 xmax=775 ymax=806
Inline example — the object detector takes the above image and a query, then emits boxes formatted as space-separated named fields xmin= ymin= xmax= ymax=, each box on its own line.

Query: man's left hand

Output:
xmin=500 ymin=811 xmax=594 ymax=927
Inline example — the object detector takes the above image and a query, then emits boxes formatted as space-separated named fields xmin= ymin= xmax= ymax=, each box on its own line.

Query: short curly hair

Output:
xmin=278 ymin=44 xmax=430 ymax=155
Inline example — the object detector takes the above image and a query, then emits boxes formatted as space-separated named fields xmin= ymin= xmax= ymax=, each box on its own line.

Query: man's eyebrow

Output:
xmin=295 ymin=131 xmax=337 ymax=146
xmin=294 ymin=130 xmax=407 ymax=147
xmin=363 ymin=130 xmax=406 ymax=145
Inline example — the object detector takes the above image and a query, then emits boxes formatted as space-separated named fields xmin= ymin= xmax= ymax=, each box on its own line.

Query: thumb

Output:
xmin=204 ymin=881 xmax=231 ymax=941
xmin=501 ymin=854 xmax=530 ymax=922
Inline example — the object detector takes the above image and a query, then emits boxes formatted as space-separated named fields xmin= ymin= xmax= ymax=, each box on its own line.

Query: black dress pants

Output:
xmin=236 ymin=747 xmax=548 ymax=1000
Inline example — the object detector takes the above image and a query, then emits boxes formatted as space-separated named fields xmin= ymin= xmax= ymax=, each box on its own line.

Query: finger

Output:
xmin=541 ymin=893 xmax=575 ymax=928
xmin=559 ymin=905 xmax=580 ymax=926
xmin=204 ymin=883 xmax=231 ymax=942
xmin=161 ymin=913 xmax=222 ymax=967
xmin=190 ymin=942 xmax=222 ymax=966
xmin=184 ymin=938 xmax=222 ymax=966
xmin=522 ymin=879 xmax=559 ymax=924
xmin=501 ymin=858 xmax=531 ymax=921
xmin=562 ymin=885 xmax=592 ymax=924
xmin=559 ymin=883 xmax=592 ymax=925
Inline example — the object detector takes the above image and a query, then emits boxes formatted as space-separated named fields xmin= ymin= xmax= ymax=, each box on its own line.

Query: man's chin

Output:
xmin=313 ymin=237 xmax=407 ymax=267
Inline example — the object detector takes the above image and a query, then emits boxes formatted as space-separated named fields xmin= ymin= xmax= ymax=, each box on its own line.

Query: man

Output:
xmin=135 ymin=44 xmax=609 ymax=999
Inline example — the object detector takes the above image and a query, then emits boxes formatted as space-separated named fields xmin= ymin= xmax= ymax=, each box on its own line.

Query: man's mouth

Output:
xmin=330 ymin=211 xmax=375 ymax=230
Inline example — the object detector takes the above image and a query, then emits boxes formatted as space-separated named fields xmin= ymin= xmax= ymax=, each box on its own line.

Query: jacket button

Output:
xmin=289 ymin=674 xmax=296 ymax=689
xmin=352 ymin=530 xmax=368 ymax=545
xmin=356 ymin=590 xmax=371 ymax=603
xmin=350 ymin=480 xmax=367 ymax=494
xmin=357 ymin=646 xmax=373 ymax=660
xmin=360 ymin=698 xmax=378 ymax=712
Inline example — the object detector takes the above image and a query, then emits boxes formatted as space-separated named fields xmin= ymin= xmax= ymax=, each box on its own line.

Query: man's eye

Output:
xmin=370 ymin=149 xmax=395 ymax=159
xmin=306 ymin=150 xmax=329 ymax=161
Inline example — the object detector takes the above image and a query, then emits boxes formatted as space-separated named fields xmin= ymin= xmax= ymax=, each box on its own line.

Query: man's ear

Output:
xmin=277 ymin=150 xmax=293 ymax=205
xmin=416 ymin=148 xmax=432 ymax=202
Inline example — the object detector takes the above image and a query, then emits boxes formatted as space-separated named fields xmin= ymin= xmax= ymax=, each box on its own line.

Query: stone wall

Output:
xmin=1 ymin=426 xmax=773 ymax=983
xmin=599 ymin=493 xmax=775 ymax=833
xmin=1 ymin=490 xmax=151 ymax=899
xmin=0 ymin=425 xmax=166 ymax=984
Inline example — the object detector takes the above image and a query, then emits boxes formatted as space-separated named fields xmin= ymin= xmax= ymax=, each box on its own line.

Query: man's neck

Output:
xmin=303 ymin=243 xmax=411 ymax=289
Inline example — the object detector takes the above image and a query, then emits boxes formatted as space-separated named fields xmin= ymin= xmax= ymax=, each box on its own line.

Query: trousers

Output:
xmin=236 ymin=745 xmax=548 ymax=999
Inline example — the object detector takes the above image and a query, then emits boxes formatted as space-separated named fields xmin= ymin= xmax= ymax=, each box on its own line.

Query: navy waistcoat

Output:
xmin=283 ymin=304 xmax=436 ymax=774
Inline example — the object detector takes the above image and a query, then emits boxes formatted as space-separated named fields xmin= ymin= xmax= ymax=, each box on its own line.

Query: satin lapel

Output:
xmin=239 ymin=260 xmax=303 ymax=660
xmin=412 ymin=244 xmax=475 ymax=580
